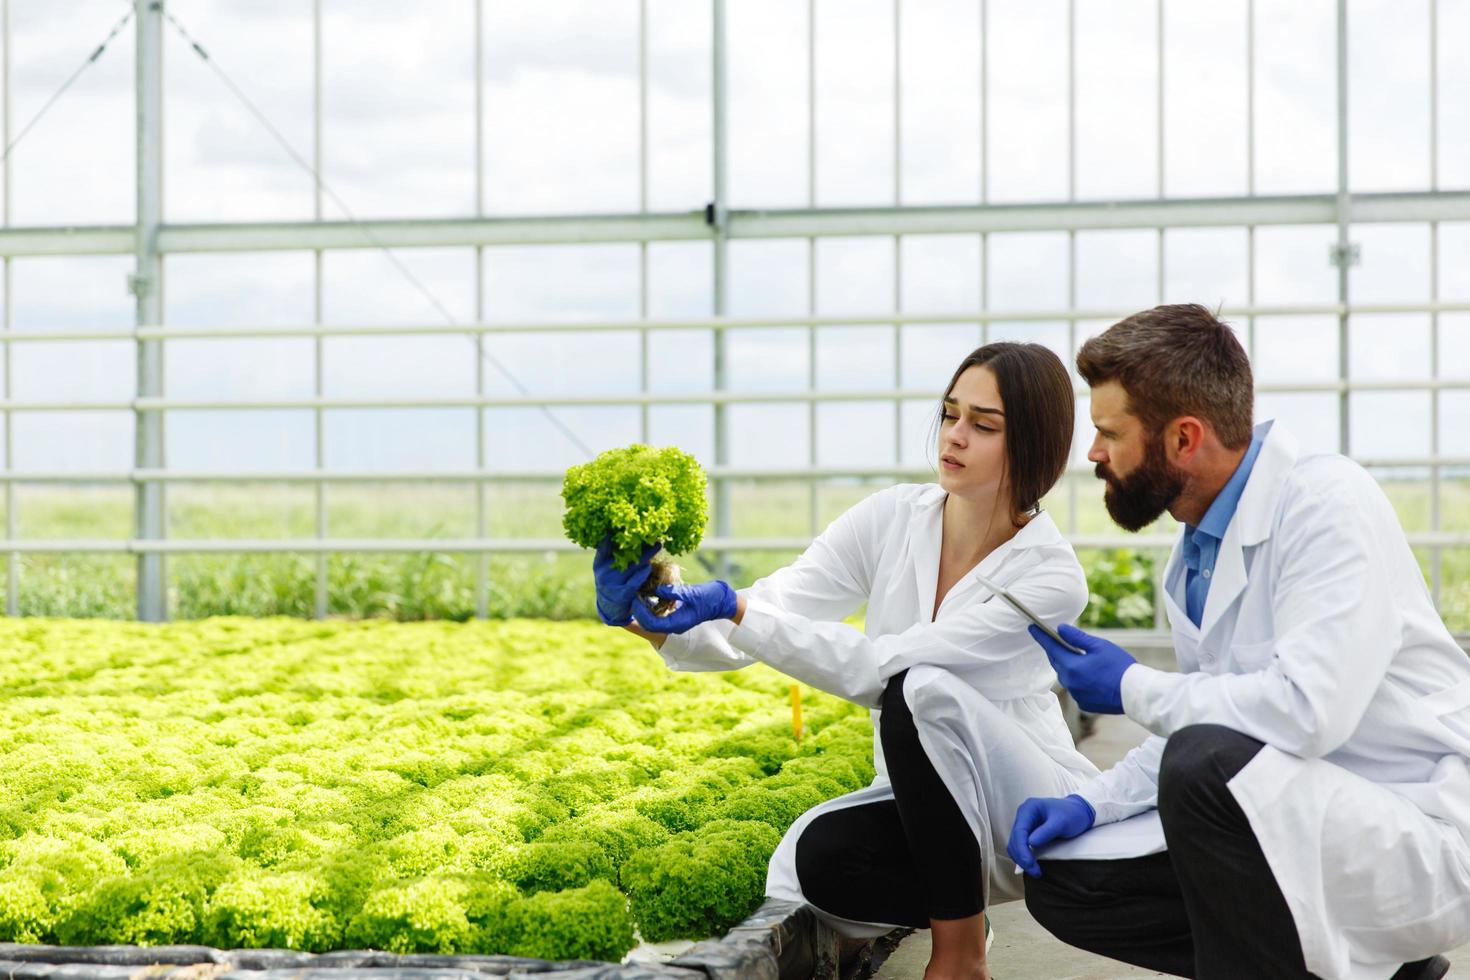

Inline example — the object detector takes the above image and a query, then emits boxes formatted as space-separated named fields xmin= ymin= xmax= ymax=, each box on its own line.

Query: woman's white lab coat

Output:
xmin=654 ymin=482 xmax=1100 ymax=934
xmin=1069 ymin=420 xmax=1470 ymax=980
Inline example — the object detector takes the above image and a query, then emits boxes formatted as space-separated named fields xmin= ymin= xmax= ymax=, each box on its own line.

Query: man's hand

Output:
xmin=631 ymin=581 xmax=738 ymax=634
xmin=1007 ymin=795 xmax=1096 ymax=877
xmin=592 ymin=539 xmax=660 ymax=626
xmin=1028 ymin=623 xmax=1136 ymax=715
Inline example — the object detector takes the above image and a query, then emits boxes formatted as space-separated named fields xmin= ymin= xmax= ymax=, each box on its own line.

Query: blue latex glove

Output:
xmin=1028 ymin=622 xmax=1136 ymax=715
xmin=1007 ymin=794 xmax=1096 ymax=877
xmin=631 ymin=581 xmax=738 ymax=635
xmin=592 ymin=539 xmax=661 ymax=626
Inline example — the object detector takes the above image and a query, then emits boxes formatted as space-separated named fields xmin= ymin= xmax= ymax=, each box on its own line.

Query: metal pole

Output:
xmin=3 ymin=0 xmax=14 ymax=616
xmin=475 ymin=0 xmax=488 ymax=618
xmin=893 ymin=0 xmax=902 ymax=468
xmin=133 ymin=0 xmax=166 ymax=621
xmin=807 ymin=0 xmax=818 ymax=536
xmin=638 ymin=0 xmax=650 ymax=446
xmin=1429 ymin=0 xmax=1442 ymax=609
xmin=1334 ymin=0 xmax=1351 ymax=457
xmin=313 ymin=0 xmax=328 ymax=620
xmin=712 ymin=0 xmax=731 ymax=579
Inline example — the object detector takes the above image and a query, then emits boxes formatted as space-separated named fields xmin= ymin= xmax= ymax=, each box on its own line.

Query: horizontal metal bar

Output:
xmin=5 ymin=377 xmax=1468 ymax=413
xmin=3 ymin=457 xmax=1469 ymax=484
xmin=3 ymin=191 xmax=1470 ymax=256
xmin=9 ymin=301 xmax=1470 ymax=344
xmin=6 ymin=531 xmax=1467 ymax=554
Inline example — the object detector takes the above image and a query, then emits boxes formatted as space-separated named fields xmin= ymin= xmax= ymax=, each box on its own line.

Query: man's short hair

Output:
xmin=1076 ymin=303 xmax=1254 ymax=449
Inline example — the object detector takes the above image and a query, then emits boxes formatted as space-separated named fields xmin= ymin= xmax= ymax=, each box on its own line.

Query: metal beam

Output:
xmin=133 ymin=0 xmax=166 ymax=622
xmin=6 ymin=191 xmax=1470 ymax=257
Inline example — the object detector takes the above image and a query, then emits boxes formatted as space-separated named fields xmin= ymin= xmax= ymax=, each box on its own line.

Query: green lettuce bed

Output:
xmin=0 ymin=617 xmax=874 ymax=961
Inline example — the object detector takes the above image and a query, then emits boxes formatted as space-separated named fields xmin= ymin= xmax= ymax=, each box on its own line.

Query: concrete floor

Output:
xmin=873 ymin=713 xmax=1470 ymax=979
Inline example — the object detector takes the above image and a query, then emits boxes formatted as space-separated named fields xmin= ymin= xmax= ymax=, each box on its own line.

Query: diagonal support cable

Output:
xmin=1 ymin=7 xmax=135 ymax=164
xmin=160 ymin=7 xmax=596 ymax=460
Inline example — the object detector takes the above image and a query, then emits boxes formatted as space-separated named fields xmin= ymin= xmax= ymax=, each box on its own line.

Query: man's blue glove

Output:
xmin=1007 ymin=794 xmax=1096 ymax=877
xmin=631 ymin=581 xmax=738 ymax=635
xmin=1028 ymin=623 xmax=1136 ymax=715
xmin=592 ymin=539 xmax=661 ymax=626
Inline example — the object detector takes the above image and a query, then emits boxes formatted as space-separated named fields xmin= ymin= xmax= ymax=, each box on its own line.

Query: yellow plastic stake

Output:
xmin=790 ymin=683 xmax=803 ymax=741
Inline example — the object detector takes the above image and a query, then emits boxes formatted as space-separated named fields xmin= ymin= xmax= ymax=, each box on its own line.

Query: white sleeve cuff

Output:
xmin=1120 ymin=661 xmax=1181 ymax=736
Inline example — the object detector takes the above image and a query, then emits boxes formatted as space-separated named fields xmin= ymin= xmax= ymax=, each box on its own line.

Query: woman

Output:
xmin=593 ymin=343 xmax=1099 ymax=980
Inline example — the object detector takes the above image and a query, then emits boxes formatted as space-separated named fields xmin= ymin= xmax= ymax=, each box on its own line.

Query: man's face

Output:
xmin=1087 ymin=381 xmax=1185 ymax=532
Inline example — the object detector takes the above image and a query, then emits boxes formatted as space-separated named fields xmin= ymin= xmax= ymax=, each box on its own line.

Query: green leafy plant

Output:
xmin=561 ymin=444 xmax=708 ymax=572
xmin=0 ymin=617 xmax=873 ymax=958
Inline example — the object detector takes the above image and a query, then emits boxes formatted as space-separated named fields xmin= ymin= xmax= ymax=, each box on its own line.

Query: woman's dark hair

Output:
xmin=931 ymin=342 xmax=1075 ymax=526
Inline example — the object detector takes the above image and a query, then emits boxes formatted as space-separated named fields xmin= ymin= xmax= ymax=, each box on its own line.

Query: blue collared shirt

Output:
xmin=1180 ymin=430 xmax=1266 ymax=628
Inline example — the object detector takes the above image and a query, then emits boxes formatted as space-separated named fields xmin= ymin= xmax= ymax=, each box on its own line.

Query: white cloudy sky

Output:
xmin=3 ymin=0 xmax=1469 ymax=480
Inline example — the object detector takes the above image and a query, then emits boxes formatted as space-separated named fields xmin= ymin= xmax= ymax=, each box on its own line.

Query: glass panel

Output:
xmin=1164 ymin=0 xmax=1248 ymax=197
xmin=900 ymin=0 xmax=980 ymax=205
xmin=815 ymin=0 xmax=894 ymax=206
xmin=729 ymin=403 xmax=810 ymax=467
xmin=647 ymin=404 xmax=713 ymax=467
xmin=817 ymin=326 xmax=894 ymax=391
xmin=12 ymin=412 xmax=132 ymax=473
xmin=1441 ymin=315 xmax=1470 ymax=379
xmin=1076 ymin=230 xmax=1158 ymax=311
xmin=1254 ymin=226 xmax=1338 ymax=305
xmin=1349 ymin=314 xmax=1430 ymax=381
xmin=987 ymin=232 xmax=1068 ymax=311
xmin=727 ymin=0 xmax=808 ymax=207
xmin=1442 ymin=392 xmax=1470 ymax=457
xmin=728 ymin=239 xmax=810 ymax=316
xmin=10 ymin=2 xmax=134 ymax=224
xmin=1350 ymin=224 xmax=1430 ymax=304
xmin=1075 ymin=0 xmax=1157 ymax=200
xmin=728 ymin=328 xmax=808 ymax=392
xmin=901 ymin=325 xmax=982 ymax=391
xmin=169 ymin=483 xmax=315 ymax=539
xmin=1347 ymin=0 xmax=1430 ymax=193
xmin=1255 ymin=392 xmax=1338 ymax=455
xmin=987 ymin=0 xmax=1068 ymax=202
xmin=816 ymin=402 xmax=895 ymax=466
xmin=1253 ymin=0 xmax=1336 ymax=194
xmin=323 ymin=2 xmax=476 ymax=217
xmin=900 ymin=235 xmax=981 ymax=313
xmin=1441 ymin=224 xmax=1470 ymax=303
xmin=325 ymin=408 xmax=477 ymax=471
xmin=816 ymin=237 xmax=895 ymax=315
xmin=901 ymin=398 xmax=940 ymax=469
xmin=168 ymin=410 xmax=317 ymax=472
xmin=1351 ymin=392 xmax=1430 ymax=458
xmin=164 ymin=1 xmax=313 ymax=221
xmin=1440 ymin=0 xmax=1470 ymax=190
xmin=1253 ymin=316 xmax=1339 ymax=383
xmin=647 ymin=0 xmax=713 ymax=211
xmin=1164 ymin=228 xmax=1249 ymax=309
xmin=17 ymin=482 xmax=130 ymax=539
xmin=483 ymin=406 xmax=639 ymax=472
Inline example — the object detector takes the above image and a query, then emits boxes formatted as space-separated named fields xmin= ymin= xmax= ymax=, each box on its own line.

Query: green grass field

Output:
xmin=2 ymin=475 xmax=1466 ymax=630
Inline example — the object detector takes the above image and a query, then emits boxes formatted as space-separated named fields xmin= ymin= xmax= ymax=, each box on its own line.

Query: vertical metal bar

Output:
xmin=475 ymin=0 xmax=488 ymax=619
xmin=313 ymin=0 xmax=328 ymax=620
xmin=2 ymin=0 xmax=13 ymax=617
xmin=1429 ymin=0 xmax=1441 ymax=609
xmin=807 ymin=0 xmax=818 ymax=536
xmin=712 ymin=0 xmax=731 ymax=578
xmin=978 ymin=0 xmax=987 ymax=349
xmin=1067 ymin=0 xmax=1078 ymax=534
xmin=1246 ymin=0 xmax=1257 ymax=362
xmin=1156 ymin=0 xmax=1165 ymax=197
xmin=638 ymin=0 xmax=650 ymax=445
xmin=893 ymin=0 xmax=902 ymax=468
xmin=134 ymin=0 xmax=166 ymax=622
xmin=1335 ymin=0 xmax=1351 ymax=456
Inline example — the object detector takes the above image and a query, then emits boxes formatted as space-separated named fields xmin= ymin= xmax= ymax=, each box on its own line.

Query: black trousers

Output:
xmin=793 ymin=668 xmax=984 ymax=927
xmin=1025 ymin=723 xmax=1313 ymax=979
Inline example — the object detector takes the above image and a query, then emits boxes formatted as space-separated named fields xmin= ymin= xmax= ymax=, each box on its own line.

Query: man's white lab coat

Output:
xmin=655 ymin=483 xmax=1099 ymax=933
xmin=1068 ymin=420 xmax=1470 ymax=980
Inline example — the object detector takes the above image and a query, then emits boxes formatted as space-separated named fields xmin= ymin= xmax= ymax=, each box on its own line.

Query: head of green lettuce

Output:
xmin=561 ymin=444 xmax=709 ymax=571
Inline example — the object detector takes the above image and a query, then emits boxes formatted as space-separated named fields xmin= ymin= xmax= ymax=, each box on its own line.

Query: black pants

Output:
xmin=1025 ymin=723 xmax=1314 ymax=979
xmin=793 ymin=669 xmax=984 ymax=927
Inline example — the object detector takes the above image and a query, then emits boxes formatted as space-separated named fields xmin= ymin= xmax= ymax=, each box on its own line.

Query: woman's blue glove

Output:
xmin=1027 ymin=623 xmax=1136 ymax=715
xmin=592 ymin=539 xmax=660 ymax=626
xmin=1007 ymin=794 xmax=1096 ymax=877
xmin=630 ymin=581 xmax=737 ymax=634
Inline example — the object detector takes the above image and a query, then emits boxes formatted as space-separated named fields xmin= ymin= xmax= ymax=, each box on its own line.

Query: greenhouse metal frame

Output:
xmin=0 ymin=0 xmax=1465 ymax=624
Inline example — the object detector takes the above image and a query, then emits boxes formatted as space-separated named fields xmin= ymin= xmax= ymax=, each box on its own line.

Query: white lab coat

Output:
xmin=1067 ymin=420 xmax=1470 ymax=980
xmin=654 ymin=483 xmax=1100 ymax=935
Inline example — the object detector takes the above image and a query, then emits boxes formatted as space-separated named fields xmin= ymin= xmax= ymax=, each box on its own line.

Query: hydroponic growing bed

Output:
xmin=0 ymin=617 xmax=875 ymax=964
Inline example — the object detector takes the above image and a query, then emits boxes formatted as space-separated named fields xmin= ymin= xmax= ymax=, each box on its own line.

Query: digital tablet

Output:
xmin=972 ymin=571 xmax=1087 ymax=654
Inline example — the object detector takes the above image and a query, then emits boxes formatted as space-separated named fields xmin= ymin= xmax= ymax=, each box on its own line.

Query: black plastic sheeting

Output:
xmin=0 ymin=900 xmax=911 ymax=980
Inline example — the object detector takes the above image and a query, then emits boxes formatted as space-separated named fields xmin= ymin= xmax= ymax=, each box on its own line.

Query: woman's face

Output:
xmin=937 ymin=364 xmax=1010 ymax=502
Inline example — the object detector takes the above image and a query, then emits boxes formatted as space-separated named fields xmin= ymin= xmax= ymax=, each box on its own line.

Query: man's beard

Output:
xmin=1097 ymin=434 xmax=1186 ymax=532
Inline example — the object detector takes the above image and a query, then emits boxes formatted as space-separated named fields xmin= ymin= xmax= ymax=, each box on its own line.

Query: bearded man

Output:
xmin=1007 ymin=304 xmax=1469 ymax=980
